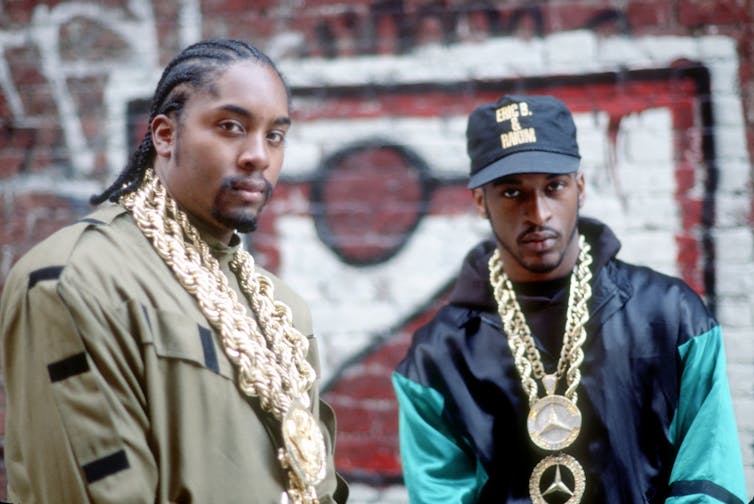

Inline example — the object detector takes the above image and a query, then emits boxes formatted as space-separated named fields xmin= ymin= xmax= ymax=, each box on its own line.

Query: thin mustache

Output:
xmin=220 ymin=176 xmax=273 ymax=198
xmin=518 ymin=226 xmax=560 ymax=242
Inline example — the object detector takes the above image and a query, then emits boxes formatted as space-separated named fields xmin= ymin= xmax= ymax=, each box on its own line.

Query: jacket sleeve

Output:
xmin=666 ymin=324 xmax=749 ymax=504
xmin=1 ymin=266 xmax=158 ymax=503
xmin=392 ymin=371 xmax=487 ymax=504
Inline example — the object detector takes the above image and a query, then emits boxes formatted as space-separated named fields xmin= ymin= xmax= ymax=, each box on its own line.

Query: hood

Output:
xmin=448 ymin=217 xmax=621 ymax=310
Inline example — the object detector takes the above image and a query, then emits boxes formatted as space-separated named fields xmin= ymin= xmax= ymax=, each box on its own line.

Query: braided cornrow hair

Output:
xmin=91 ymin=39 xmax=289 ymax=205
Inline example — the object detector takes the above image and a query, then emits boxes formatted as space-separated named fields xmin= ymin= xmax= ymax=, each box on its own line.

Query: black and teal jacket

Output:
xmin=393 ymin=218 xmax=747 ymax=503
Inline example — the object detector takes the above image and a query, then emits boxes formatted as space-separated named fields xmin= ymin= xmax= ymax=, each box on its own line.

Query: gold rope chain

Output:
xmin=488 ymin=236 xmax=593 ymax=406
xmin=121 ymin=170 xmax=323 ymax=503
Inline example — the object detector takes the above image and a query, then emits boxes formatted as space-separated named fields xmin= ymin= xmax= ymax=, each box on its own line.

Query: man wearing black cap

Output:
xmin=392 ymin=95 xmax=748 ymax=503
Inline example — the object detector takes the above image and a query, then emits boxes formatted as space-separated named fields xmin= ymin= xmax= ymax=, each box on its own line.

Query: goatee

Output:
xmin=212 ymin=176 xmax=274 ymax=233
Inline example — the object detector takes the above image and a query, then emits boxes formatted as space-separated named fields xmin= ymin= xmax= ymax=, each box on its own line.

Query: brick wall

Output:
xmin=1 ymin=1 xmax=753 ymax=502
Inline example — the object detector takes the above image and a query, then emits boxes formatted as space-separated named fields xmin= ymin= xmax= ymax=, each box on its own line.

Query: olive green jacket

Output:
xmin=1 ymin=205 xmax=347 ymax=503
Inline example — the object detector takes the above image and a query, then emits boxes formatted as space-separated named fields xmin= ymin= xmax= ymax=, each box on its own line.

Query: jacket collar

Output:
xmin=448 ymin=217 xmax=628 ymax=322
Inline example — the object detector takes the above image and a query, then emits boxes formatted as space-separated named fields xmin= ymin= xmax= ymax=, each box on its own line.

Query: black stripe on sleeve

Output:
xmin=669 ymin=480 xmax=744 ymax=504
xmin=198 ymin=325 xmax=220 ymax=374
xmin=78 ymin=218 xmax=105 ymax=225
xmin=48 ymin=352 xmax=90 ymax=383
xmin=28 ymin=266 xmax=64 ymax=289
xmin=82 ymin=450 xmax=130 ymax=483
xmin=141 ymin=304 xmax=152 ymax=332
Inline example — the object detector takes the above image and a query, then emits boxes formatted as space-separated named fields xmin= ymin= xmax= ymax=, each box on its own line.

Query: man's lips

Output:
xmin=519 ymin=232 xmax=559 ymax=251
xmin=225 ymin=178 xmax=268 ymax=203
xmin=230 ymin=178 xmax=267 ymax=193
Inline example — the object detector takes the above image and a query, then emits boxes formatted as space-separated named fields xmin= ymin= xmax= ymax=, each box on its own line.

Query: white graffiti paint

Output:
xmin=0 ymin=0 xmax=203 ymax=180
xmin=279 ymin=107 xmax=680 ymax=383
xmin=275 ymin=32 xmax=753 ymax=492
xmin=1 ymin=8 xmax=752 ymax=491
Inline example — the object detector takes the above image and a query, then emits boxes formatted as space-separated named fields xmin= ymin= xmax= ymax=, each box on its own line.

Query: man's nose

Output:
xmin=238 ymin=134 xmax=269 ymax=172
xmin=526 ymin=192 xmax=552 ymax=225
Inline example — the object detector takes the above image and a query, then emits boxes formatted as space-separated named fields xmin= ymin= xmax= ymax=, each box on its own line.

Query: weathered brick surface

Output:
xmin=678 ymin=0 xmax=751 ymax=27
xmin=1 ymin=1 xmax=753 ymax=502
xmin=0 ymin=192 xmax=83 ymax=258
xmin=626 ymin=0 xmax=675 ymax=31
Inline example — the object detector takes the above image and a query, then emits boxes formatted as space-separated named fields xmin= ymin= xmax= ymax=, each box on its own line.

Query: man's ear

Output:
xmin=576 ymin=171 xmax=586 ymax=208
xmin=472 ymin=188 xmax=488 ymax=218
xmin=151 ymin=114 xmax=176 ymax=159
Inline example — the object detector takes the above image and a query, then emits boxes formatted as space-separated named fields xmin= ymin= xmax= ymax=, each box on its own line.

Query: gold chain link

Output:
xmin=488 ymin=236 xmax=593 ymax=406
xmin=121 ymin=170 xmax=322 ymax=503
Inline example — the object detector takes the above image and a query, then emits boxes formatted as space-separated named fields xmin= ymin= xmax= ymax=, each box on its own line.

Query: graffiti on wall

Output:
xmin=260 ymin=66 xmax=719 ymax=481
xmin=2 ymin=0 xmax=750 ymax=490
xmin=0 ymin=0 xmax=649 ymax=182
xmin=0 ymin=0 xmax=166 ymax=178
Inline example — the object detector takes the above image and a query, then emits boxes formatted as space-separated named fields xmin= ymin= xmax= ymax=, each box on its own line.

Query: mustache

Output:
xmin=219 ymin=176 xmax=274 ymax=199
xmin=518 ymin=225 xmax=561 ymax=242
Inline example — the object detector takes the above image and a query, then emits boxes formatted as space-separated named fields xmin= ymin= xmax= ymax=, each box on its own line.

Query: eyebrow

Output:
xmin=216 ymin=104 xmax=291 ymax=127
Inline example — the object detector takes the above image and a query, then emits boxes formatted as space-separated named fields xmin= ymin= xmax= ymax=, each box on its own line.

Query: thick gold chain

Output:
xmin=488 ymin=235 xmax=593 ymax=406
xmin=121 ymin=170 xmax=323 ymax=503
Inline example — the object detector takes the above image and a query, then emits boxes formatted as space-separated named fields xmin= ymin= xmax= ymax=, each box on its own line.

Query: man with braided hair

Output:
xmin=1 ymin=39 xmax=347 ymax=503
xmin=392 ymin=95 xmax=748 ymax=503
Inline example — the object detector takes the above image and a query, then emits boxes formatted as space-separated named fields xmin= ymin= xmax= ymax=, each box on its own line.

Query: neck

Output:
xmin=185 ymin=210 xmax=238 ymax=248
xmin=511 ymin=274 xmax=571 ymax=298
xmin=153 ymin=165 xmax=236 ymax=245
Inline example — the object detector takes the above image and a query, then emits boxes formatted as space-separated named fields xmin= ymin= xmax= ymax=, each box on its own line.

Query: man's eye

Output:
xmin=548 ymin=181 xmax=566 ymax=193
xmin=219 ymin=120 xmax=244 ymax=134
xmin=267 ymin=131 xmax=286 ymax=146
xmin=501 ymin=188 xmax=519 ymax=198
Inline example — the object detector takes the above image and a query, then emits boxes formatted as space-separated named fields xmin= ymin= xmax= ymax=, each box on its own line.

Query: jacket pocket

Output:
xmin=141 ymin=304 xmax=234 ymax=380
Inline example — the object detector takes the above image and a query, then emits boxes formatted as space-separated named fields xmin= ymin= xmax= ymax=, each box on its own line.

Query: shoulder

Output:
xmin=415 ymin=304 xmax=476 ymax=342
xmin=609 ymin=259 xmax=708 ymax=306
xmin=2 ymin=205 xmax=158 ymax=307
xmin=605 ymin=258 xmax=716 ymax=337
xmin=396 ymin=304 xmax=477 ymax=374
xmin=5 ymin=206 xmax=123 ymax=283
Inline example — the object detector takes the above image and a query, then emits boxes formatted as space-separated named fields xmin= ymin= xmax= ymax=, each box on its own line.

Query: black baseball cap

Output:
xmin=466 ymin=94 xmax=581 ymax=189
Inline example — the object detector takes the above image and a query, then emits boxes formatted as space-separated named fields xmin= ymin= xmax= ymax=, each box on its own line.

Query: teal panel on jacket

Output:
xmin=392 ymin=372 xmax=488 ymax=504
xmin=667 ymin=325 xmax=748 ymax=503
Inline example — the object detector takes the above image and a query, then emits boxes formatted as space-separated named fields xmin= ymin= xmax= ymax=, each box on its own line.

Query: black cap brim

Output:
xmin=467 ymin=150 xmax=581 ymax=189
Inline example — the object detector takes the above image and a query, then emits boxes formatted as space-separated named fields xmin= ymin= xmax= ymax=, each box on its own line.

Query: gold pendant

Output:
xmin=529 ymin=453 xmax=586 ymax=504
xmin=280 ymin=402 xmax=327 ymax=487
xmin=527 ymin=394 xmax=581 ymax=451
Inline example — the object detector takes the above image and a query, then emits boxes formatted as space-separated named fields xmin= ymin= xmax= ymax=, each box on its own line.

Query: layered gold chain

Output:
xmin=121 ymin=170 xmax=325 ymax=503
xmin=488 ymin=235 xmax=593 ymax=405
xmin=488 ymin=235 xmax=593 ymax=504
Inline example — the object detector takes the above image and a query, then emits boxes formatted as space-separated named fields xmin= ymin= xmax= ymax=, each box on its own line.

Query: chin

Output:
xmin=521 ymin=255 xmax=562 ymax=275
xmin=213 ymin=209 xmax=259 ymax=234
xmin=524 ymin=264 xmax=558 ymax=275
xmin=234 ymin=221 xmax=258 ymax=234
